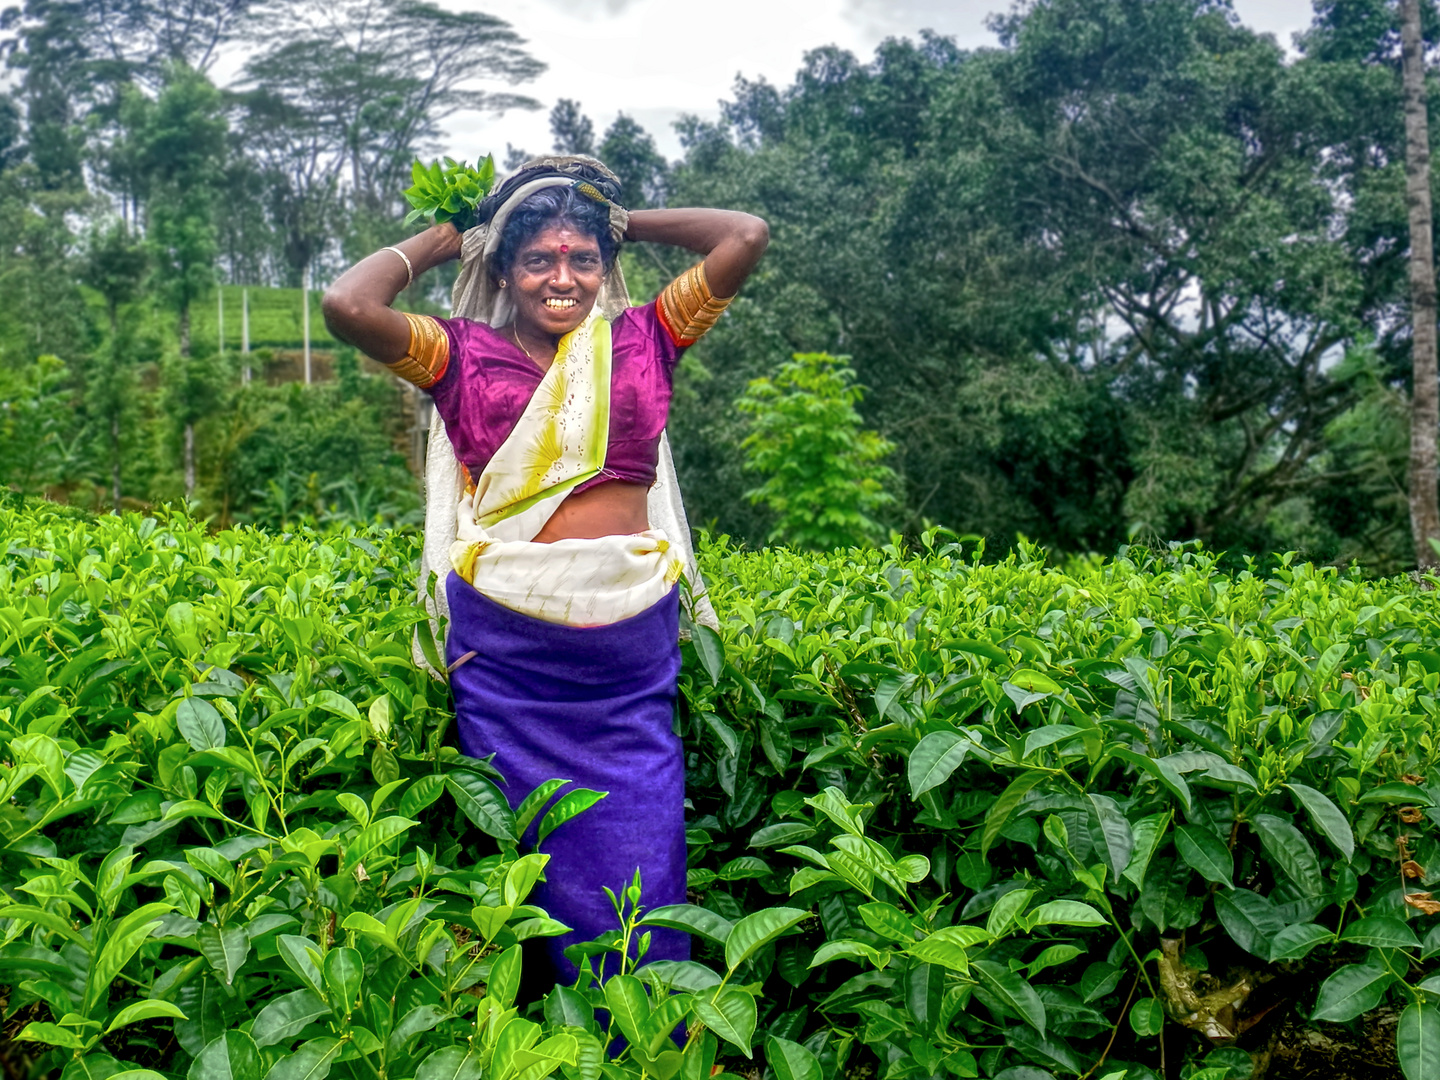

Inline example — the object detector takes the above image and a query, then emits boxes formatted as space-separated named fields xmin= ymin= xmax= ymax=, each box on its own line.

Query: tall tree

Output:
xmin=599 ymin=114 xmax=668 ymax=208
xmin=82 ymin=220 xmax=148 ymax=508
xmin=549 ymin=98 xmax=595 ymax=156
xmin=242 ymin=0 xmax=542 ymax=217
xmin=125 ymin=63 xmax=227 ymax=497
xmin=1401 ymin=0 xmax=1440 ymax=568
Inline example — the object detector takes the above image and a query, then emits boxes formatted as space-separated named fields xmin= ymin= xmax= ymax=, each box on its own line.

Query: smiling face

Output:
xmin=506 ymin=223 xmax=606 ymax=342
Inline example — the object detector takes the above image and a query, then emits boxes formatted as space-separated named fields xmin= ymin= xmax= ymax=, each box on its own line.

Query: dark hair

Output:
xmin=492 ymin=186 xmax=620 ymax=285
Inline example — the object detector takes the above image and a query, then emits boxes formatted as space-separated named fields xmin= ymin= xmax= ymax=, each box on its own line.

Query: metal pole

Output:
xmin=242 ymin=287 xmax=251 ymax=384
xmin=302 ymin=264 xmax=312 ymax=384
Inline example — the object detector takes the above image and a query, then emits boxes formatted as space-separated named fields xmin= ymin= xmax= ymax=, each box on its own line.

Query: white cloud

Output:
xmin=438 ymin=0 xmax=1316 ymax=164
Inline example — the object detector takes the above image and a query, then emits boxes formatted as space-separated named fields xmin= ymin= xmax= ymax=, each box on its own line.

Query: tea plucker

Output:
xmin=322 ymin=156 xmax=767 ymax=982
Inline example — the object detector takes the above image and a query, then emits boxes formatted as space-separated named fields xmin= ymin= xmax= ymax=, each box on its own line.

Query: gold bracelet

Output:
xmin=657 ymin=262 xmax=732 ymax=347
xmin=384 ymin=245 xmax=414 ymax=289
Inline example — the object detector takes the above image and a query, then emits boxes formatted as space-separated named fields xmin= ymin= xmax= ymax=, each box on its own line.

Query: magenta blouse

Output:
xmin=427 ymin=302 xmax=683 ymax=492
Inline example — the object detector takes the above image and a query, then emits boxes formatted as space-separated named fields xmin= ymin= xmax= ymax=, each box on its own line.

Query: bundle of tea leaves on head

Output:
xmin=403 ymin=154 xmax=497 ymax=232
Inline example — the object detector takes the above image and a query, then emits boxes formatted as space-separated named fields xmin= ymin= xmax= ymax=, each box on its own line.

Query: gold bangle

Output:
xmin=384 ymin=245 xmax=414 ymax=289
xmin=657 ymin=262 xmax=732 ymax=347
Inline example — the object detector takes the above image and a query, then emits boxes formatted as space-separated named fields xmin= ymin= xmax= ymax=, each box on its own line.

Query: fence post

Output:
xmin=302 ymin=264 xmax=312 ymax=385
xmin=242 ymin=287 xmax=251 ymax=384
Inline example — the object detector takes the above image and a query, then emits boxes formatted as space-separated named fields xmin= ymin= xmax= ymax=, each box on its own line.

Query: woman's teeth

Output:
xmin=544 ymin=298 xmax=577 ymax=310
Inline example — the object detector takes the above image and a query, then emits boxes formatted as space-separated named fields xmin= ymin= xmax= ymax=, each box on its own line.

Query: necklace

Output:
xmin=509 ymin=326 xmax=536 ymax=363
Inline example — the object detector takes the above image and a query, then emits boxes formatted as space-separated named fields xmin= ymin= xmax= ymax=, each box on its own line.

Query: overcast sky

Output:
xmin=440 ymin=0 xmax=1320 ymax=163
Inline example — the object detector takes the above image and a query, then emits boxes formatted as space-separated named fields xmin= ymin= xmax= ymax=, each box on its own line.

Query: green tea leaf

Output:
xmin=1312 ymin=962 xmax=1395 ymax=1023
xmin=972 ymin=959 xmax=1046 ymax=1036
xmin=1399 ymin=1002 xmax=1440 ymax=1080
xmin=1175 ymin=825 xmax=1234 ymax=888
xmin=252 ymin=989 xmax=329 ymax=1048
xmin=724 ymin=906 xmax=809 ymax=971
xmin=694 ymin=987 xmax=757 ymax=1056
xmin=1129 ymin=998 xmax=1163 ymax=1037
xmin=537 ymin=789 xmax=606 ymax=845
xmin=765 ymin=1036 xmax=822 ymax=1080
xmin=188 ymin=1031 xmax=261 ymax=1080
xmin=1286 ymin=782 xmax=1355 ymax=861
xmin=641 ymin=904 xmax=735 ymax=946
xmin=908 ymin=731 xmax=970 ymax=799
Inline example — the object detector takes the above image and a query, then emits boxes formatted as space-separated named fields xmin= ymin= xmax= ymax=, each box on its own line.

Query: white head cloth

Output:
xmin=416 ymin=155 xmax=718 ymax=670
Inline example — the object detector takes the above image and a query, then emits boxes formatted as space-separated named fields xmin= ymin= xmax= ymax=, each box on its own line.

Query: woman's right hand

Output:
xmin=321 ymin=222 xmax=461 ymax=364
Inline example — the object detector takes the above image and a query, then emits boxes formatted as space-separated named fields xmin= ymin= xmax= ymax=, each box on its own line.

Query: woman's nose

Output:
xmin=552 ymin=259 xmax=575 ymax=287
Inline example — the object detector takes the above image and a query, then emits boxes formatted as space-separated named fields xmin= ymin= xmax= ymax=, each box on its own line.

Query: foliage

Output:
xmin=677 ymin=532 xmax=1440 ymax=1080
xmin=403 ymin=155 xmax=497 ymax=231
xmin=0 ymin=506 xmax=607 ymax=1079
xmin=737 ymin=352 xmax=896 ymax=549
xmin=7 ymin=507 xmax=1440 ymax=1077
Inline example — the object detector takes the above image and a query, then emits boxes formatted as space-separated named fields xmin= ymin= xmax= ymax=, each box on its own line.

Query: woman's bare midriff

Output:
xmin=532 ymin=480 xmax=651 ymax=543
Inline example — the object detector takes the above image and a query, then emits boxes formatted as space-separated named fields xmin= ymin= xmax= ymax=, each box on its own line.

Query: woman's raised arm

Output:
xmin=624 ymin=208 xmax=769 ymax=298
xmin=321 ymin=223 xmax=462 ymax=363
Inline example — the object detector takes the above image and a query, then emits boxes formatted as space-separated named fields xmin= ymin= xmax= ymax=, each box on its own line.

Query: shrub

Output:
xmin=3 ymin=508 xmax=1440 ymax=1080
xmin=736 ymin=353 xmax=896 ymax=549
xmin=680 ymin=534 xmax=1440 ymax=1080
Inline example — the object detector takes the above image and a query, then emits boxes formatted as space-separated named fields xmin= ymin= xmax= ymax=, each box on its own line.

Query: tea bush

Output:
xmin=3 ymin=505 xmax=1440 ymax=1080
xmin=681 ymin=534 xmax=1440 ymax=1080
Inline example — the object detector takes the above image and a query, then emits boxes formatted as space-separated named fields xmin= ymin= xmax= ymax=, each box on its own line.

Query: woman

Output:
xmin=322 ymin=156 xmax=767 ymax=983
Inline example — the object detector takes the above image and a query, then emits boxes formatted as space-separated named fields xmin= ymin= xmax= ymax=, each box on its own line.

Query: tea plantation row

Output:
xmin=0 ymin=504 xmax=1437 ymax=1080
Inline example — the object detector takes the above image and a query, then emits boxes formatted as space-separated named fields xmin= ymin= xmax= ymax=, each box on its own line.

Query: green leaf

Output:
xmin=694 ymin=987 xmax=757 ymax=1057
xmin=641 ymin=904 xmax=735 ymax=946
xmin=415 ymin=1047 xmax=483 ymax=1080
xmin=188 ymin=1031 xmax=261 ymax=1080
xmin=972 ymin=959 xmax=1046 ymax=1036
xmin=342 ymin=815 xmax=418 ymax=871
xmin=858 ymin=902 xmax=912 ymax=942
xmin=276 ymin=936 xmax=324 ymax=995
xmin=489 ymin=945 xmax=523 ymax=1009
xmin=1250 ymin=814 xmax=1323 ymax=895
xmin=1175 ymin=825 xmax=1234 ymax=888
xmin=323 ymin=948 xmax=362 ymax=1014
xmin=1312 ymin=962 xmax=1395 ymax=1022
xmin=537 ymin=789 xmax=607 ymax=845
xmin=1214 ymin=889 xmax=1284 ymax=959
xmin=1026 ymin=900 xmax=1107 ymax=927
xmin=265 ymin=1036 xmax=343 ymax=1080
xmin=1286 ymin=783 xmax=1355 ymax=861
xmin=987 ymin=888 xmax=1033 ymax=937
xmin=765 ymin=1036 xmax=822 ymax=1080
xmin=177 ymin=697 xmax=225 ymax=751
xmin=602 ymin=975 xmax=650 ymax=1046
xmin=1108 ymin=747 xmax=1192 ymax=813
xmin=981 ymin=771 xmax=1049 ymax=856
xmin=545 ymin=986 xmax=596 ymax=1030
xmin=907 ymin=732 xmax=971 ymax=799
xmin=196 ymin=923 xmax=250 ymax=986
xmin=1269 ymin=923 xmax=1334 ymax=961
xmin=1359 ymin=782 xmax=1433 ymax=805
xmin=448 ymin=772 xmax=517 ymax=841
xmin=724 ymin=906 xmax=809 ymax=971
xmin=1399 ymin=1002 xmax=1440 ymax=1080
xmin=105 ymin=999 xmax=187 ymax=1034
xmin=694 ymin=625 xmax=725 ymax=685
xmin=399 ymin=774 xmax=446 ymax=818
xmin=515 ymin=779 xmax=570 ymax=837
xmin=1087 ymin=794 xmax=1134 ymax=878
xmin=1122 ymin=812 xmax=1170 ymax=888
xmin=252 ymin=989 xmax=329 ymax=1048
xmin=17 ymin=1022 xmax=86 ymax=1048
xmin=1129 ymin=998 xmax=1164 ymax=1038
xmin=1339 ymin=916 xmax=1421 ymax=951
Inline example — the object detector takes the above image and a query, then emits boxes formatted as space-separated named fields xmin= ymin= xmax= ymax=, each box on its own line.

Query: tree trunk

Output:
xmin=108 ymin=302 xmax=122 ymax=512
xmin=1403 ymin=0 xmax=1440 ymax=570
xmin=111 ymin=415 xmax=122 ymax=511
xmin=184 ymin=423 xmax=196 ymax=500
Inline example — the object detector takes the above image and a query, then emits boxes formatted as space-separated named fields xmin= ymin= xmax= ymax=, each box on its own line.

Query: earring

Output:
xmin=498 ymin=277 xmax=507 ymax=288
